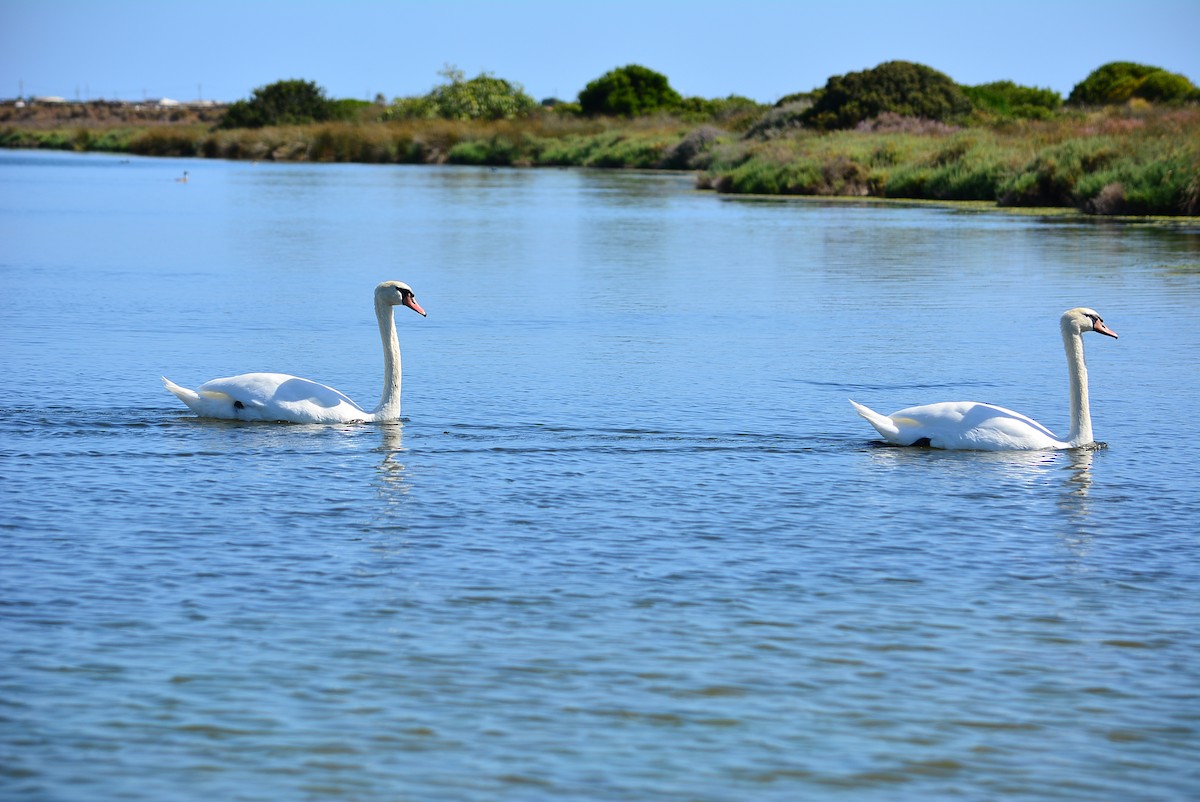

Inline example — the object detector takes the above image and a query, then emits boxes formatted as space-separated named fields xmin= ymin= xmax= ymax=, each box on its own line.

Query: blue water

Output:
xmin=2 ymin=149 xmax=1199 ymax=801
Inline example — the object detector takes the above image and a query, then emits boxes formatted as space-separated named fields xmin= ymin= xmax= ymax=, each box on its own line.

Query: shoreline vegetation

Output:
xmin=3 ymin=61 xmax=1198 ymax=217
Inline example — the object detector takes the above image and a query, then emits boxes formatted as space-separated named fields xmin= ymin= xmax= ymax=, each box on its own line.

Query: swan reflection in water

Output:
xmin=1061 ymin=446 xmax=1095 ymax=502
xmin=1057 ymin=447 xmax=1098 ymax=563
xmin=373 ymin=422 xmax=409 ymax=506
xmin=864 ymin=443 xmax=1101 ymax=560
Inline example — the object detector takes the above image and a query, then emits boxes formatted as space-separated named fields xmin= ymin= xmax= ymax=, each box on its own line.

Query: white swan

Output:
xmin=163 ymin=280 xmax=426 ymax=423
xmin=850 ymin=307 xmax=1117 ymax=450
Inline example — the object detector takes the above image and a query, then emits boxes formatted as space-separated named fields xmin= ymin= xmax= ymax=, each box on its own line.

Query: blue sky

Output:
xmin=2 ymin=0 xmax=1198 ymax=104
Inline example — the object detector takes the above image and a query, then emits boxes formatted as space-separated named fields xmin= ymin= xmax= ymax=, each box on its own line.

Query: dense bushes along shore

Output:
xmin=5 ymin=103 xmax=1195 ymax=216
xmin=4 ymin=60 xmax=1197 ymax=216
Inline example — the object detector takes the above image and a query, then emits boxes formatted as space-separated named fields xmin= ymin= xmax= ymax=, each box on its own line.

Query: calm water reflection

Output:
xmin=1 ymin=149 xmax=1199 ymax=801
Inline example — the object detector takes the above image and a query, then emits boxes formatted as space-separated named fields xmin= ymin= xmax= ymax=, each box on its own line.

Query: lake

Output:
xmin=1 ymin=148 xmax=1198 ymax=801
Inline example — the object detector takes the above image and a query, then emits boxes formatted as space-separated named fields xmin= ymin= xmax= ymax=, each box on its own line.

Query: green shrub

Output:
xmin=773 ymin=91 xmax=820 ymax=108
xmin=578 ymin=65 xmax=682 ymax=117
xmin=526 ymin=129 xmax=676 ymax=168
xmin=1067 ymin=62 xmax=1198 ymax=105
xmin=1069 ymin=62 xmax=1152 ymax=104
xmin=870 ymin=140 xmax=903 ymax=167
xmin=853 ymin=112 xmax=959 ymax=134
xmin=963 ymin=80 xmax=1062 ymax=118
xmin=744 ymin=101 xmax=812 ymax=139
xmin=802 ymin=61 xmax=972 ymax=129
xmin=1133 ymin=70 xmax=1200 ymax=103
xmin=659 ymin=125 xmax=725 ymax=169
xmin=447 ymin=136 xmax=521 ymax=166
xmin=586 ymin=133 xmax=673 ymax=168
xmin=328 ymin=98 xmax=374 ymax=121
xmin=675 ymin=94 xmax=764 ymax=128
xmin=386 ymin=67 xmax=536 ymax=121
xmin=549 ymin=101 xmax=583 ymax=117
xmin=86 ymin=129 xmax=135 ymax=152
xmin=926 ymin=159 xmax=1008 ymax=200
xmin=720 ymin=158 xmax=794 ymax=194
xmin=43 ymin=131 xmax=74 ymax=150
xmin=997 ymin=138 xmax=1122 ymax=206
xmin=309 ymin=124 xmax=397 ymax=162
xmin=128 ymin=127 xmax=201 ymax=156
xmin=386 ymin=95 xmax=437 ymax=120
xmin=219 ymin=79 xmax=336 ymax=129
xmin=446 ymin=140 xmax=492 ymax=165
xmin=1074 ymin=151 xmax=1200 ymax=215
xmin=426 ymin=68 xmax=537 ymax=120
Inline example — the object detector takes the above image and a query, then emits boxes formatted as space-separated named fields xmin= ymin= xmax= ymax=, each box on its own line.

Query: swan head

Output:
xmin=376 ymin=280 xmax=426 ymax=317
xmin=1062 ymin=307 xmax=1117 ymax=339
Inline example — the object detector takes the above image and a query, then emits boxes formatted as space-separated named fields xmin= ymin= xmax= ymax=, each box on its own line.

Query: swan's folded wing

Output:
xmin=195 ymin=373 xmax=369 ymax=422
xmin=195 ymin=374 xmax=353 ymax=409
xmin=269 ymin=377 xmax=363 ymax=410
xmin=956 ymin=405 xmax=1063 ymax=449
xmin=891 ymin=401 xmax=1065 ymax=450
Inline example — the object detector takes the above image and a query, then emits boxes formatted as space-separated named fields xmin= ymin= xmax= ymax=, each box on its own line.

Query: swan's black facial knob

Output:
xmin=398 ymin=287 xmax=426 ymax=317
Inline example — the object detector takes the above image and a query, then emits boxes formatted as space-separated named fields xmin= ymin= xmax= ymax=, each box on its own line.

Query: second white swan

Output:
xmin=163 ymin=280 xmax=426 ymax=423
xmin=850 ymin=307 xmax=1117 ymax=450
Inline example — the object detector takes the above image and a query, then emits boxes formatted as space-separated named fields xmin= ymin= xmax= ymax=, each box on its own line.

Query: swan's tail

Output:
xmin=849 ymin=399 xmax=900 ymax=440
xmin=163 ymin=377 xmax=248 ymax=419
xmin=162 ymin=376 xmax=201 ymax=407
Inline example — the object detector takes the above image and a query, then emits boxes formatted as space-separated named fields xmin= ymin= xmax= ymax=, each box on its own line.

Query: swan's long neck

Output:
xmin=1063 ymin=322 xmax=1091 ymax=447
xmin=371 ymin=297 xmax=402 ymax=421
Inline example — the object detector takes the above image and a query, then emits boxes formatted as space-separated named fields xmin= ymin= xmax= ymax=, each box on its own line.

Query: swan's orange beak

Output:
xmin=404 ymin=296 xmax=427 ymax=317
xmin=1094 ymin=320 xmax=1117 ymax=339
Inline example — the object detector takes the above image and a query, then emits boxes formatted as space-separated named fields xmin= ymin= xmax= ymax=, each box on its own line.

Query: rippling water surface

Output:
xmin=2 ymin=149 xmax=1199 ymax=800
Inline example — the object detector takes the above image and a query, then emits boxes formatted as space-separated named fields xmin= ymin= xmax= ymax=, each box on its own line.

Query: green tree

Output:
xmin=386 ymin=66 xmax=536 ymax=121
xmin=1067 ymin=62 xmax=1199 ymax=105
xmin=578 ymin=65 xmax=682 ymax=117
xmin=220 ymin=79 xmax=335 ymax=129
xmin=801 ymin=61 xmax=971 ymax=130
xmin=426 ymin=66 xmax=536 ymax=120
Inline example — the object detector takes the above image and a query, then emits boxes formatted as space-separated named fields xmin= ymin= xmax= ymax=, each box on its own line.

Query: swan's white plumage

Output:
xmin=851 ymin=307 xmax=1117 ymax=451
xmin=162 ymin=373 xmax=369 ymax=423
xmin=163 ymin=281 xmax=425 ymax=424
xmin=850 ymin=399 xmax=1066 ymax=450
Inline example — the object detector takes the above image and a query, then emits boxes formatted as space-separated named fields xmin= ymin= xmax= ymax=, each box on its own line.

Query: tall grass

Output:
xmin=702 ymin=105 xmax=1200 ymax=215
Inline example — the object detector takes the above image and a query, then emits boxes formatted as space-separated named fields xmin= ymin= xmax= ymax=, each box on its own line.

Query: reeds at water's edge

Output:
xmin=3 ymin=105 xmax=1196 ymax=215
xmin=700 ymin=107 xmax=1200 ymax=215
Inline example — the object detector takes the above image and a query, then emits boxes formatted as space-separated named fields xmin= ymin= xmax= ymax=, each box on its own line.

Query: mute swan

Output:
xmin=850 ymin=307 xmax=1117 ymax=450
xmin=163 ymin=280 xmax=426 ymax=423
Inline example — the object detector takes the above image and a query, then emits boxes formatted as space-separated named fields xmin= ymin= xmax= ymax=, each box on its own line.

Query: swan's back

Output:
xmin=852 ymin=399 xmax=1067 ymax=450
xmin=163 ymin=373 xmax=370 ymax=423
